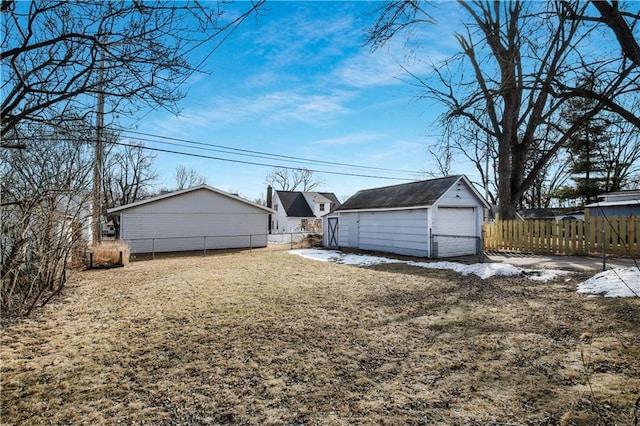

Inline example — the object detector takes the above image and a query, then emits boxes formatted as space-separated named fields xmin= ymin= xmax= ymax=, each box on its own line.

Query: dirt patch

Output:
xmin=1 ymin=249 xmax=638 ymax=425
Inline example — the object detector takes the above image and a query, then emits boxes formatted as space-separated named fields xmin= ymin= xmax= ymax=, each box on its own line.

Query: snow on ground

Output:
xmin=577 ymin=267 xmax=640 ymax=298
xmin=289 ymin=249 xmax=640 ymax=298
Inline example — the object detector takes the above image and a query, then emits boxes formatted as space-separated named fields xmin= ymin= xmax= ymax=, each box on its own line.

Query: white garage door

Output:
xmin=437 ymin=207 xmax=477 ymax=257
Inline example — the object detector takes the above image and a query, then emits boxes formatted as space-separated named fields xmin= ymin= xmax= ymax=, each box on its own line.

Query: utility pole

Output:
xmin=92 ymin=48 xmax=105 ymax=245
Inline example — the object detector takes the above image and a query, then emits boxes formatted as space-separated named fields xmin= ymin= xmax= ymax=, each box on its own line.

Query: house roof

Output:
xmin=315 ymin=192 xmax=341 ymax=208
xmin=275 ymin=191 xmax=341 ymax=217
xmin=107 ymin=184 xmax=275 ymax=214
xmin=585 ymin=200 xmax=640 ymax=208
xmin=598 ymin=190 xmax=640 ymax=203
xmin=336 ymin=175 xmax=488 ymax=211
xmin=517 ymin=208 xmax=557 ymax=219
xmin=276 ymin=192 xmax=314 ymax=217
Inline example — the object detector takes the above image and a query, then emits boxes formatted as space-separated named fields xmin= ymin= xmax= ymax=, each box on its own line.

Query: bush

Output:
xmin=90 ymin=241 xmax=129 ymax=267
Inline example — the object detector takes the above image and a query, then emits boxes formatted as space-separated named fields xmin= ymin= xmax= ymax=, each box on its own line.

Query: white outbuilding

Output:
xmin=108 ymin=185 xmax=274 ymax=254
xmin=323 ymin=175 xmax=489 ymax=258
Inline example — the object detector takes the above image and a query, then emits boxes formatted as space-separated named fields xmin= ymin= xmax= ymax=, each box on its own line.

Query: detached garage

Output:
xmin=324 ymin=175 xmax=489 ymax=258
xmin=108 ymin=185 xmax=274 ymax=254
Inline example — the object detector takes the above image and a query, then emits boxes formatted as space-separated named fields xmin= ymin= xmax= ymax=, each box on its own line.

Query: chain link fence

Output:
xmin=121 ymin=232 xmax=322 ymax=259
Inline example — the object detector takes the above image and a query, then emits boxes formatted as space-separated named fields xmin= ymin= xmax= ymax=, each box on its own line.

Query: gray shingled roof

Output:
xmin=337 ymin=175 xmax=462 ymax=211
xmin=275 ymin=191 xmax=341 ymax=217
xmin=318 ymin=192 xmax=341 ymax=209
xmin=277 ymin=192 xmax=314 ymax=217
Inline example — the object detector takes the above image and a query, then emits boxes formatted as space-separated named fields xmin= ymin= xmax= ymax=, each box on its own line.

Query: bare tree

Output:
xmin=1 ymin=122 xmax=93 ymax=318
xmin=1 ymin=0 xmax=265 ymax=140
xmin=426 ymin=141 xmax=453 ymax=178
xmin=368 ymin=1 xmax=639 ymax=219
xmin=600 ymin=110 xmax=640 ymax=192
xmin=266 ymin=168 xmax=324 ymax=191
xmin=103 ymin=141 xmax=158 ymax=235
xmin=174 ymin=165 xmax=207 ymax=190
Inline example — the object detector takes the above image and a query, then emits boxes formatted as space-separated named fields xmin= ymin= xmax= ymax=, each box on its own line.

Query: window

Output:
xmin=319 ymin=203 xmax=325 ymax=212
xmin=274 ymin=204 xmax=278 ymax=211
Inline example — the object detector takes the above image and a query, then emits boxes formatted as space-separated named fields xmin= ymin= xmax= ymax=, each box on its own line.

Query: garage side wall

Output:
xmin=119 ymin=189 xmax=269 ymax=253
xmin=338 ymin=209 xmax=429 ymax=257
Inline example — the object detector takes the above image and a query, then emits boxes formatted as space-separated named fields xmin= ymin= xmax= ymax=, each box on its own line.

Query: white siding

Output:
xmin=270 ymin=193 xmax=288 ymax=233
xmin=438 ymin=179 xmax=482 ymax=207
xmin=338 ymin=213 xmax=358 ymax=248
xmin=338 ymin=210 xmax=429 ymax=257
xmin=122 ymin=188 xmax=254 ymax=215
xmin=118 ymin=189 xmax=269 ymax=253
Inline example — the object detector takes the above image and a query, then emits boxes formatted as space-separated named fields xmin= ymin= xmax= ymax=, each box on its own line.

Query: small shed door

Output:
xmin=327 ymin=217 xmax=339 ymax=248
xmin=437 ymin=207 xmax=476 ymax=257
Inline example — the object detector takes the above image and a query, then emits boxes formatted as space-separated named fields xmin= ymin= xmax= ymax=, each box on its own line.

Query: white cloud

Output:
xmin=151 ymin=89 xmax=355 ymax=133
xmin=312 ymin=131 xmax=386 ymax=146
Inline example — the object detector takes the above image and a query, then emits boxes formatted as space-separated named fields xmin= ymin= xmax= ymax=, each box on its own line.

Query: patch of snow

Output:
xmin=289 ymin=249 xmax=639 ymax=298
xmin=577 ymin=267 xmax=640 ymax=298
xmin=290 ymin=249 xmax=400 ymax=267
xmin=289 ymin=249 xmax=563 ymax=281
xmin=407 ymin=260 xmax=524 ymax=280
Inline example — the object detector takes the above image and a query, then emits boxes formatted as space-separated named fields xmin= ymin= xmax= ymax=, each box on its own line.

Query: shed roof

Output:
xmin=107 ymin=185 xmax=274 ymax=214
xmin=275 ymin=191 xmax=340 ymax=217
xmin=336 ymin=175 xmax=488 ymax=211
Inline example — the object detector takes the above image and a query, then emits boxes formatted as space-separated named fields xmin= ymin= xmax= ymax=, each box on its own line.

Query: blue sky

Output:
xmin=124 ymin=1 xmax=466 ymax=201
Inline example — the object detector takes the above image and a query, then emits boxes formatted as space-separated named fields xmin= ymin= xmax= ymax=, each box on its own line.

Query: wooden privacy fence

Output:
xmin=483 ymin=215 xmax=640 ymax=257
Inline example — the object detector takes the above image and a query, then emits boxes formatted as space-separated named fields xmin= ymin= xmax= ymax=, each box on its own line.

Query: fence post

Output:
xmin=290 ymin=233 xmax=293 ymax=250
xmin=152 ymin=238 xmax=155 ymax=260
xmin=250 ymin=234 xmax=252 ymax=252
xmin=602 ymin=224 xmax=606 ymax=271
xmin=203 ymin=236 xmax=207 ymax=256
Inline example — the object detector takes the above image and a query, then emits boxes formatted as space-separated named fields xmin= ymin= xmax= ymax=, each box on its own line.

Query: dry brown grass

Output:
xmin=1 ymin=249 xmax=639 ymax=425
xmin=90 ymin=240 xmax=130 ymax=267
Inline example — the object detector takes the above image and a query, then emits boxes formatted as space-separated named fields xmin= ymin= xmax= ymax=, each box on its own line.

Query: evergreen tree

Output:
xmin=557 ymin=75 xmax=612 ymax=205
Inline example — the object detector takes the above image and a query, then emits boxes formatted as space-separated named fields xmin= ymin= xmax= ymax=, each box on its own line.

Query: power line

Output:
xmin=112 ymin=140 xmax=418 ymax=182
xmin=12 ymin=121 xmax=427 ymax=180
xmin=117 ymin=128 xmax=425 ymax=176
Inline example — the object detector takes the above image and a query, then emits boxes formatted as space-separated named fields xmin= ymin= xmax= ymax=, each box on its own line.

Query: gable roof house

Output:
xmin=323 ymin=175 xmax=489 ymax=258
xmin=108 ymin=185 xmax=274 ymax=254
xmin=269 ymin=189 xmax=340 ymax=234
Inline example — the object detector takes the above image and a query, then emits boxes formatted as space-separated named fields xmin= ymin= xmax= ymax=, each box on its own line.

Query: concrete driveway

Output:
xmin=484 ymin=252 xmax=639 ymax=272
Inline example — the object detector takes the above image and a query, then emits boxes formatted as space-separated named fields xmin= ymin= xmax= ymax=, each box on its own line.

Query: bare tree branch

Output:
xmin=588 ymin=0 xmax=640 ymax=66
xmin=1 ymin=1 xmax=266 ymax=138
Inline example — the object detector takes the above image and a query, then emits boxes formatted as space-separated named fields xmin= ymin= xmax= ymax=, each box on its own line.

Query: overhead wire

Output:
xmin=14 ymin=122 xmax=426 ymax=181
xmin=110 ymin=140 xmax=417 ymax=181
xmin=116 ymin=128 xmax=425 ymax=176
